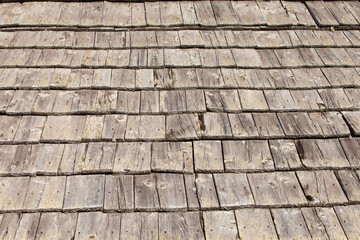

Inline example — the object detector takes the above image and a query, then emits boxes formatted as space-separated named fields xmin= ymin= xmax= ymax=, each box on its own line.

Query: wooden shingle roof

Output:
xmin=0 ymin=1 xmax=360 ymax=239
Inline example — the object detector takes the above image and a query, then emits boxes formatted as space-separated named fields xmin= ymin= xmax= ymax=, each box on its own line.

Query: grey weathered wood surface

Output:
xmin=104 ymin=175 xmax=134 ymax=211
xmin=297 ymin=170 xmax=347 ymax=204
xmin=63 ymin=175 xmax=105 ymax=210
xmin=0 ymin=0 xmax=360 ymax=238
xmin=235 ymin=208 xmax=278 ymax=239
xmin=195 ymin=174 xmax=219 ymax=209
xmin=159 ymin=212 xmax=204 ymax=240
xmin=203 ymin=211 xmax=239 ymax=239
xmin=135 ymin=174 xmax=159 ymax=210
xmin=301 ymin=207 xmax=347 ymax=239
xmin=248 ymin=172 xmax=307 ymax=205
xmin=213 ymin=173 xmax=254 ymax=207
xmin=272 ymin=208 xmax=312 ymax=239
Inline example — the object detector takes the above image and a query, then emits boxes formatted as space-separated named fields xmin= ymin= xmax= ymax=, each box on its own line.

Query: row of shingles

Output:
xmin=0 ymin=47 xmax=359 ymax=68
xmin=1 ymin=29 xmax=359 ymax=49
xmin=0 ymin=47 xmax=359 ymax=69
xmin=0 ymin=67 xmax=359 ymax=90
xmin=0 ymin=169 xmax=359 ymax=213
xmin=1 ymin=137 xmax=360 ymax=176
xmin=0 ymin=110 xmax=354 ymax=144
xmin=0 ymin=1 xmax=314 ymax=28
xmin=1 ymin=88 xmax=360 ymax=115
xmin=1 ymin=205 xmax=359 ymax=239
xmin=0 ymin=89 xmax=204 ymax=114
xmin=306 ymin=1 xmax=360 ymax=27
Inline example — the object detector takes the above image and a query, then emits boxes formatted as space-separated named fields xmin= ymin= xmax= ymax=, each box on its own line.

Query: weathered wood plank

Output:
xmin=42 ymin=116 xmax=86 ymax=142
xmin=74 ymin=142 xmax=116 ymax=173
xmin=0 ymin=177 xmax=30 ymax=211
xmin=306 ymin=1 xmax=339 ymax=26
xmin=302 ymin=207 xmax=347 ymax=240
xmin=125 ymin=115 xmax=165 ymax=140
xmin=194 ymin=141 xmax=223 ymax=172
xmin=140 ymin=91 xmax=159 ymax=113
xmin=131 ymin=3 xmax=146 ymax=26
xmin=184 ymin=174 xmax=199 ymax=210
xmin=235 ymin=209 xmax=278 ymax=239
xmin=272 ymin=208 xmax=312 ymax=239
xmin=297 ymin=170 xmax=347 ymax=204
xmin=113 ymin=142 xmax=151 ymax=174
xmin=120 ymin=212 xmax=158 ymax=240
xmin=32 ymin=91 xmax=57 ymax=114
xmin=334 ymin=205 xmax=360 ymax=240
xmin=228 ymin=113 xmax=258 ymax=138
xmin=166 ymin=114 xmax=201 ymax=140
xmin=214 ymin=173 xmax=254 ymax=207
xmin=151 ymin=142 xmax=193 ymax=173
xmin=238 ymin=90 xmax=268 ymax=111
xmin=231 ymin=1 xmax=266 ymax=26
xmin=203 ymin=211 xmax=239 ymax=240
xmin=75 ymin=212 xmax=120 ymax=240
xmin=160 ymin=1 xmax=183 ymax=26
xmin=6 ymin=90 xmax=38 ymax=113
xmin=203 ymin=113 xmax=232 ymax=138
xmin=23 ymin=176 xmax=66 ymax=211
xmin=193 ymin=1 xmax=216 ymax=26
xmin=135 ymin=174 xmax=159 ymax=210
xmin=35 ymin=212 xmax=77 ymax=240
xmin=223 ymin=140 xmax=274 ymax=171
xmin=290 ymin=90 xmax=325 ymax=110
xmin=13 ymin=213 xmax=40 ymax=240
xmin=337 ymin=170 xmax=360 ymax=202
xmin=340 ymin=138 xmax=360 ymax=167
xmin=296 ymin=139 xmax=350 ymax=168
xmin=58 ymin=143 xmax=85 ymax=175
xmin=57 ymin=2 xmax=83 ymax=26
xmin=253 ymin=113 xmax=284 ymax=138
xmin=116 ymin=91 xmax=140 ymax=113
xmin=101 ymin=115 xmax=127 ymax=141
xmin=180 ymin=2 xmax=198 ymax=25
xmin=13 ymin=116 xmax=45 ymax=143
xmin=264 ymin=90 xmax=298 ymax=111
xmin=156 ymin=173 xmax=187 ymax=210
xmin=326 ymin=2 xmax=358 ymax=25
xmin=145 ymin=2 xmax=160 ymax=26
xmin=104 ymin=175 xmax=133 ymax=211
xmin=342 ymin=111 xmax=360 ymax=135
xmin=211 ymin=1 xmax=239 ymax=25
xmin=248 ymin=172 xmax=307 ymax=205
xmin=205 ymin=90 xmax=241 ymax=112
xmin=63 ymin=175 xmax=105 ymax=210
xmin=160 ymin=90 xmax=187 ymax=113
xmin=257 ymin=1 xmax=292 ymax=26
xmin=81 ymin=115 xmax=104 ymax=140
xmin=0 ymin=213 xmax=21 ymax=239
xmin=269 ymin=140 xmax=302 ymax=170
xmin=282 ymin=1 xmax=316 ymax=26
xmin=318 ymin=88 xmax=353 ymax=110
xmin=195 ymin=174 xmax=219 ymax=209
xmin=277 ymin=112 xmax=319 ymax=137
xmin=0 ymin=90 xmax=14 ymax=113
xmin=159 ymin=212 xmax=204 ymax=240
